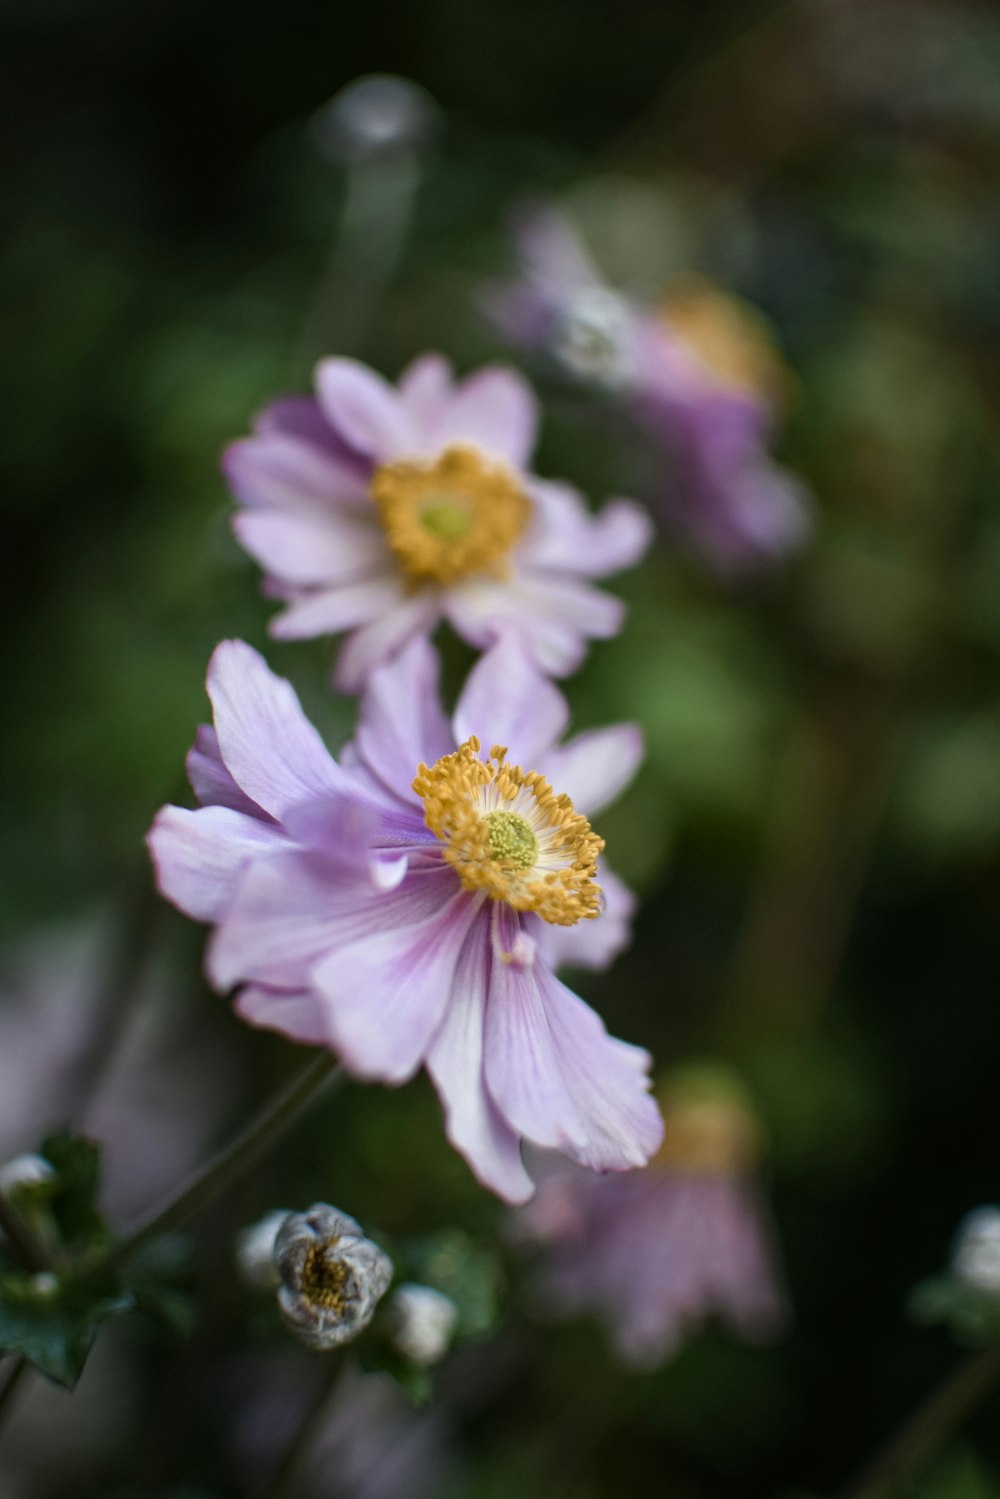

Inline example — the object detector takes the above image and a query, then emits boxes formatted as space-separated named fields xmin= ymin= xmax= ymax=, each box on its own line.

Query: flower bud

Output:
xmin=235 ymin=1209 xmax=290 ymax=1292
xmin=311 ymin=74 xmax=440 ymax=163
xmin=386 ymin=1283 xmax=458 ymax=1368
xmin=951 ymin=1206 xmax=1000 ymax=1296
xmin=274 ymin=1204 xmax=393 ymax=1351
xmin=0 ymin=1153 xmax=56 ymax=1201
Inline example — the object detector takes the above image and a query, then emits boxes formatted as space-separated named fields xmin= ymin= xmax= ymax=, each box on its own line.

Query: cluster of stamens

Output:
xmin=371 ymin=444 xmax=531 ymax=587
xmin=299 ymin=1239 xmax=350 ymax=1311
xmin=413 ymin=737 xmax=604 ymax=926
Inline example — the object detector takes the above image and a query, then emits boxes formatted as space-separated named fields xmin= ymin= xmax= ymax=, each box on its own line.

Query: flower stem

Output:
xmin=0 ymin=1357 xmax=28 ymax=1434
xmin=103 ymin=1051 xmax=344 ymax=1270
xmin=840 ymin=1346 xmax=1000 ymax=1499
xmin=261 ymin=1355 xmax=346 ymax=1499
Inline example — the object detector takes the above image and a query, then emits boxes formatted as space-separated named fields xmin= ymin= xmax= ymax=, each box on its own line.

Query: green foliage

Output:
xmin=910 ymin=1278 xmax=1000 ymax=1349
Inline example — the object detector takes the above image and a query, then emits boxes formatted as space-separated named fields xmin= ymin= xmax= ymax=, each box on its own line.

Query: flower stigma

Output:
xmin=371 ymin=444 xmax=531 ymax=586
xmin=413 ymin=736 xmax=604 ymax=925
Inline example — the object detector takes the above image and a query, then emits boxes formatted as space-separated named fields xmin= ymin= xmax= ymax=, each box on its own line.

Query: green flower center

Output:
xmin=485 ymin=811 xmax=538 ymax=871
xmin=419 ymin=497 xmax=473 ymax=542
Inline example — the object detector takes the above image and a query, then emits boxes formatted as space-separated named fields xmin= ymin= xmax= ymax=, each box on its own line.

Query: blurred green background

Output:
xmin=2 ymin=0 xmax=1000 ymax=1495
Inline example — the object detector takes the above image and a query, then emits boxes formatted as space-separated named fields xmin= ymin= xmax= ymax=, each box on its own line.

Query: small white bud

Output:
xmin=386 ymin=1283 xmax=458 ymax=1368
xmin=275 ymin=1204 xmax=393 ymax=1351
xmin=235 ymin=1209 xmax=291 ymax=1292
xmin=552 ymin=288 xmax=635 ymax=389
xmin=952 ymin=1206 xmax=1000 ymax=1295
xmin=312 ymin=74 xmax=440 ymax=163
xmin=0 ymin=1154 xmax=56 ymax=1199
xmin=29 ymin=1272 xmax=59 ymax=1298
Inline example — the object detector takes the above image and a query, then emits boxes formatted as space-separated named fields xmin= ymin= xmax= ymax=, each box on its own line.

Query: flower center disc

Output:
xmin=371 ymin=444 xmax=531 ymax=586
xmin=413 ymin=737 xmax=604 ymax=926
xmin=300 ymin=1240 xmax=349 ymax=1311
xmin=658 ymin=273 xmax=789 ymax=405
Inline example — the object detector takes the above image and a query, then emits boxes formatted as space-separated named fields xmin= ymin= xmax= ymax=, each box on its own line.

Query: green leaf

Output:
xmin=400 ymin=1229 xmax=503 ymax=1340
xmin=0 ymin=1270 xmax=133 ymax=1388
xmin=39 ymin=1131 xmax=109 ymax=1256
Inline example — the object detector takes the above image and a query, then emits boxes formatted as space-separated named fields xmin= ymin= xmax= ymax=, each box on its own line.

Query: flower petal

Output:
xmin=425 ymin=914 xmax=536 ymax=1203
xmin=315 ymin=357 xmax=416 ymax=460
xmin=148 ymin=805 xmax=289 ymax=923
xmin=333 ymin=594 xmax=443 ymax=692
xmin=538 ymin=724 xmax=643 ymax=817
xmin=234 ymin=984 xmax=330 ymax=1046
xmin=207 ymin=640 xmax=345 ymax=819
xmin=223 ymin=432 xmax=370 ymax=511
xmin=186 ymin=725 xmax=272 ymax=818
xmin=452 ymin=633 xmax=568 ymax=766
xmin=435 ymin=366 xmax=538 ymax=467
xmin=525 ymin=480 xmax=653 ymax=578
xmin=354 ymin=636 xmax=452 ymax=804
xmin=233 ymin=508 xmax=386 ymax=588
xmin=397 ymin=353 xmax=454 ymax=431
xmin=311 ymin=872 xmax=483 ymax=1085
xmin=269 ymin=577 xmax=402 ymax=641
xmin=447 ymin=573 xmax=624 ymax=678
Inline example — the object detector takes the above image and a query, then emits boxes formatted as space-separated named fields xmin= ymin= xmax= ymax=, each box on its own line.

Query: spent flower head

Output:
xmin=275 ymin=1205 xmax=393 ymax=1351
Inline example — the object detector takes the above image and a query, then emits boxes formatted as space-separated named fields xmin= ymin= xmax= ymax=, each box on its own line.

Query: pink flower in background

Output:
xmin=514 ymin=1066 xmax=789 ymax=1367
xmin=485 ymin=203 xmax=810 ymax=573
xmin=148 ymin=633 xmax=661 ymax=1203
xmin=224 ymin=355 xmax=651 ymax=689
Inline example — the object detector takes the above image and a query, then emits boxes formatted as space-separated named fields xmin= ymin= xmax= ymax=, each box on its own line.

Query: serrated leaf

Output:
xmin=0 ymin=1272 xmax=133 ymax=1388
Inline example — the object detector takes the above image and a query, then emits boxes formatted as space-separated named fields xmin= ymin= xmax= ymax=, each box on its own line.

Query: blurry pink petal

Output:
xmin=526 ymin=480 xmax=652 ymax=578
xmin=269 ymin=577 xmax=402 ymax=640
xmin=447 ymin=573 xmax=624 ymax=677
xmin=538 ymin=724 xmax=643 ymax=817
xmin=223 ymin=433 xmax=369 ymax=511
xmin=186 ymin=725 xmax=272 ymax=818
xmin=315 ymin=357 xmax=416 ymax=459
xmin=233 ymin=508 xmax=385 ymax=588
xmin=452 ymin=633 xmax=569 ymax=766
xmin=434 ymin=366 xmax=538 ymax=467
xmin=234 ymin=984 xmax=330 ymax=1046
xmin=397 ymin=353 xmax=454 ymax=429
xmin=333 ymin=594 xmax=443 ymax=693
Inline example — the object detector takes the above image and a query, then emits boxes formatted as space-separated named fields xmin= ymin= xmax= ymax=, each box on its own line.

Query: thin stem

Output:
xmin=102 ymin=1051 xmax=344 ymax=1271
xmin=840 ymin=1346 xmax=1000 ymax=1499
xmin=0 ymin=1357 xmax=29 ymax=1433
xmin=261 ymin=1356 xmax=346 ymax=1499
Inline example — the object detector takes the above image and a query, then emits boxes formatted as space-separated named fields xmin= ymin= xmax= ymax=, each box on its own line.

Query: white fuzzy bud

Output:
xmin=386 ymin=1283 xmax=458 ymax=1368
xmin=952 ymin=1206 xmax=1000 ymax=1295
xmin=312 ymin=75 xmax=440 ymax=163
xmin=553 ymin=288 xmax=635 ymax=388
xmin=0 ymin=1154 xmax=56 ymax=1199
xmin=274 ymin=1204 xmax=393 ymax=1351
xmin=235 ymin=1209 xmax=290 ymax=1292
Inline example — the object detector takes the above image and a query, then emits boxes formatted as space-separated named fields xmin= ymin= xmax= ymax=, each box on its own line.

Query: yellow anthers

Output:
xmin=299 ymin=1240 xmax=350 ymax=1312
xmin=371 ymin=444 xmax=532 ymax=586
xmin=658 ymin=273 xmax=792 ymax=408
xmin=413 ymin=737 xmax=605 ymax=926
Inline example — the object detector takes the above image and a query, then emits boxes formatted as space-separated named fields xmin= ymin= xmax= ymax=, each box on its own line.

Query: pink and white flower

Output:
xmin=148 ymin=634 xmax=661 ymax=1202
xmin=514 ymin=1067 xmax=789 ymax=1366
xmin=486 ymin=203 xmax=810 ymax=573
xmin=224 ymin=355 xmax=651 ymax=689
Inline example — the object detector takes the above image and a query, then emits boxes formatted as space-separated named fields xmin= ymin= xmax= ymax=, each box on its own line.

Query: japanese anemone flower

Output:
xmin=224 ymin=354 xmax=651 ymax=690
xmin=485 ymin=203 xmax=810 ymax=573
xmin=513 ymin=1066 xmax=789 ymax=1365
xmin=148 ymin=634 xmax=662 ymax=1202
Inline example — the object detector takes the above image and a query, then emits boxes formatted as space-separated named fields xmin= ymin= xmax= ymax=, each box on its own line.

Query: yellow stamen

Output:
xmin=413 ymin=737 xmax=604 ymax=926
xmin=658 ymin=273 xmax=792 ymax=408
xmin=371 ymin=444 xmax=531 ymax=587
xmin=299 ymin=1240 xmax=349 ymax=1311
xmin=650 ymin=1075 xmax=763 ymax=1175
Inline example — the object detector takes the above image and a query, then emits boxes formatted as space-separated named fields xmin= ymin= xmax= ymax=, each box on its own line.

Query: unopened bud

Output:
xmin=553 ymin=288 xmax=635 ymax=388
xmin=952 ymin=1206 xmax=1000 ymax=1296
xmin=275 ymin=1204 xmax=393 ymax=1351
xmin=386 ymin=1283 xmax=458 ymax=1368
xmin=235 ymin=1209 xmax=290 ymax=1292
xmin=0 ymin=1154 xmax=56 ymax=1200
xmin=312 ymin=74 xmax=440 ymax=164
